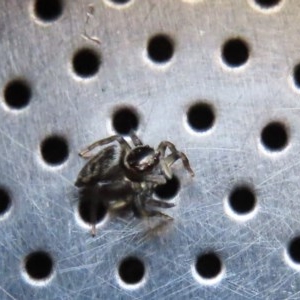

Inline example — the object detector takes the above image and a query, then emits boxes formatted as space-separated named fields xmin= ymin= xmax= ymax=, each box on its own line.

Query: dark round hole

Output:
xmin=41 ymin=136 xmax=69 ymax=166
xmin=147 ymin=34 xmax=174 ymax=64
xmin=109 ymin=0 xmax=131 ymax=4
xmin=112 ymin=107 xmax=139 ymax=135
xmin=4 ymin=80 xmax=31 ymax=110
xmin=0 ymin=188 xmax=11 ymax=215
xmin=254 ymin=0 xmax=281 ymax=8
xmin=195 ymin=253 xmax=222 ymax=280
xmin=24 ymin=251 xmax=53 ymax=280
xmin=293 ymin=64 xmax=300 ymax=89
xmin=72 ymin=48 xmax=101 ymax=78
xmin=261 ymin=121 xmax=288 ymax=151
xmin=187 ymin=103 xmax=215 ymax=132
xmin=229 ymin=186 xmax=256 ymax=215
xmin=78 ymin=187 xmax=107 ymax=225
xmin=288 ymin=237 xmax=300 ymax=264
xmin=34 ymin=0 xmax=63 ymax=22
xmin=118 ymin=257 xmax=145 ymax=285
xmin=222 ymin=38 xmax=249 ymax=67
xmin=155 ymin=176 xmax=180 ymax=200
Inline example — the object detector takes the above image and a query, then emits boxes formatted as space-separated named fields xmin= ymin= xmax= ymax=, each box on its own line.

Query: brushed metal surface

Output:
xmin=1 ymin=0 xmax=300 ymax=299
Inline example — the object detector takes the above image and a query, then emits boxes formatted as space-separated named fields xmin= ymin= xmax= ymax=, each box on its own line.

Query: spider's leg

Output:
xmin=108 ymin=200 xmax=130 ymax=211
xmin=163 ymin=152 xmax=194 ymax=177
xmin=146 ymin=199 xmax=175 ymax=208
xmin=129 ymin=131 xmax=143 ymax=146
xmin=157 ymin=141 xmax=194 ymax=177
xmin=79 ymin=135 xmax=131 ymax=158
xmin=90 ymin=207 xmax=97 ymax=237
xmin=90 ymin=224 xmax=96 ymax=237
xmin=160 ymin=159 xmax=173 ymax=179
xmin=145 ymin=210 xmax=174 ymax=220
xmin=143 ymin=174 xmax=167 ymax=185
xmin=133 ymin=194 xmax=173 ymax=220
xmin=77 ymin=186 xmax=102 ymax=236
xmin=169 ymin=152 xmax=194 ymax=177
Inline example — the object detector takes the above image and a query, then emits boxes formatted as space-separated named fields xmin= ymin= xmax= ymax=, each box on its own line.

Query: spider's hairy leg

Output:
xmin=77 ymin=186 xmax=106 ymax=236
xmin=157 ymin=141 xmax=194 ymax=177
xmin=145 ymin=210 xmax=174 ymax=220
xmin=146 ymin=199 xmax=175 ymax=208
xmin=129 ymin=131 xmax=143 ymax=146
xmin=90 ymin=208 xmax=98 ymax=237
xmin=108 ymin=200 xmax=130 ymax=211
xmin=79 ymin=135 xmax=131 ymax=158
xmin=143 ymin=174 xmax=167 ymax=185
xmin=91 ymin=224 xmax=96 ymax=237
xmin=160 ymin=159 xmax=173 ymax=179
xmin=133 ymin=194 xmax=174 ymax=220
xmin=164 ymin=152 xmax=195 ymax=176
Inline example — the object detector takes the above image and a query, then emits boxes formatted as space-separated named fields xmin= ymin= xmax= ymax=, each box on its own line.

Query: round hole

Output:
xmin=254 ymin=0 xmax=281 ymax=8
xmin=33 ymin=0 xmax=63 ymax=22
xmin=293 ymin=64 xmax=300 ymax=89
xmin=155 ymin=176 xmax=180 ymax=200
xmin=195 ymin=253 xmax=222 ymax=280
xmin=72 ymin=48 xmax=101 ymax=78
xmin=3 ymin=79 xmax=31 ymax=110
xmin=147 ymin=34 xmax=174 ymax=64
xmin=40 ymin=136 xmax=69 ymax=166
xmin=187 ymin=102 xmax=215 ymax=132
xmin=288 ymin=237 xmax=300 ymax=265
xmin=0 ymin=188 xmax=11 ymax=216
xmin=118 ymin=257 xmax=145 ymax=285
xmin=112 ymin=107 xmax=139 ymax=135
xmin=229 ymin=186 xmax=256 ymax=215
xmin=261 ymin=121 xmax=288 ymax=152
xmin=222 ymin=38 xmax=249 ymax=67
xmin=108 ymin=0 xmax=131 ymax=4
xmin=78 ymin=187 xmax=107 ymax=225
xmin=24 ymin=251 xmax=53 ymax=281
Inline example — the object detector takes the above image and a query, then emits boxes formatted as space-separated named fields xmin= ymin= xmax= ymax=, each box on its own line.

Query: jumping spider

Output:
xmin=75 ymin=132 xmax=194 ymax=233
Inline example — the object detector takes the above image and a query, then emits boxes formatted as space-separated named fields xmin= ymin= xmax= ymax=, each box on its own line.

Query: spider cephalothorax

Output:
xmin=125 ymin=146 xmax=161 ymax=173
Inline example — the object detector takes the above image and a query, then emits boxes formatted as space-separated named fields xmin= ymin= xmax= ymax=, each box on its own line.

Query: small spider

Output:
xmin=75 ymin=132 xmax=194 ymax=231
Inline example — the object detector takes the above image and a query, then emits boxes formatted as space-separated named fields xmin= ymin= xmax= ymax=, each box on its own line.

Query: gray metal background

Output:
xmin=1 ymin=0 xmax=300 ymax=299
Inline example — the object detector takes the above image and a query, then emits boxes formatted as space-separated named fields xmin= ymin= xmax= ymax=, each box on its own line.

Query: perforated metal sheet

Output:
xmin=1 ymin=0 xmax=300 ymax=299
